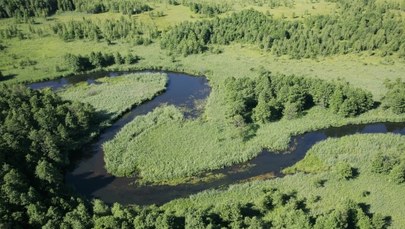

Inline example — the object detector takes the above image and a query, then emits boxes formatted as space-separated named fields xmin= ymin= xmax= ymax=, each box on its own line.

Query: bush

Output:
xmin=390 ymin=163 xmax=405 ymax=184
xmin=336 ymin=162 xmax=355 ymax=180
xmin=64 ymin=53 xmax=92 ymax=72
xmin=125 ymin=53 xmax=140 ymax=65
xmin=382 ymin=79 xmax=405 ymax=114
xmin=283 ymin=101 xmax=300 ymax=120
xmin=371 ymin=154 xmax=397 ymax=174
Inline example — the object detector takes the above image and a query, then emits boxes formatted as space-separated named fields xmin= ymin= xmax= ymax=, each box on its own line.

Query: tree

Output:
xmin=93 ymin=199 xmax=110 ymax=217
xmin=62 ymin=203 xmax=92 ymax=229
xmin=382 ymin=79 xmax=405 ymax=114
xmin=371 ymin=154 xmax=397 ymax=174
xmin=64 ymin=53 xmax=86 ymax=72
xmin=390 ymin=163 xmax=405 ymax=184
xmin=336 ymin=162 xmax=354 ymax=180
xmin=113 ymin=52 xmax=123 ymax=65
xmin=125 ymin=53 xmax=139 ymax=65
xmin=0 ymin=84 xmax=97 ymax=227
xmin=89 ymin=51 xmax=103 ymax=68
xmin=35 ymin=160 xmax=62 ymax=184
xmin=252 ymin=93 xmax=272 ymax=124
xmin=283 ymin=101 xmax=300 ymax=120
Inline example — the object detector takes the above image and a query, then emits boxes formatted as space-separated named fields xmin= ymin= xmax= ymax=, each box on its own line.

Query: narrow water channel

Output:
xmin=30 ymin=71 xmax=405 ymax=206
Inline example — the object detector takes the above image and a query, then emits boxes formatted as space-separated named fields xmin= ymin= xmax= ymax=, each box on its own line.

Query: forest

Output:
xmin=1 ymin=0 xmax=405 ymax=228
xmin=0 ymin=0 xmax=152 ymax=19
xmin=161 ymin=2 xmax=405 ymax=58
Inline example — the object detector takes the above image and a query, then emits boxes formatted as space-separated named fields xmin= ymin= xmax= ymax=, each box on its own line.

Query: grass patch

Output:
xmin=58 ymin=73 xmax=167 ymax=120
xmin=283 ymin=153 xmax=327 ymax=174
xmin=103 ymin=105 xmax=256 ymax=183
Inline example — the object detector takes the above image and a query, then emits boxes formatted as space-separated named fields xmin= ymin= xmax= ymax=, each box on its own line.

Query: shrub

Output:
xmin=336 ymin=162 xmax=355 ymax=180
xmin=382 ymin=79 xmax=405 ymax=114
xmin=371 ymin=154 xmax=397 ymax=174
xmin=390 ymin=163 xmax=405 ymax=184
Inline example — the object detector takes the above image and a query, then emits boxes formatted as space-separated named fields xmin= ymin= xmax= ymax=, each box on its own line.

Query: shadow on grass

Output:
xmin=243 ymin=124 xmax=259 ymax=142
xmin=0 ymin=74 xmax=16 ymax=81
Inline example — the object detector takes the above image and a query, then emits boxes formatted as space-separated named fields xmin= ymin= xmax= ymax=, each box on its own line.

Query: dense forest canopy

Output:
xmin=0 ymin=85 xmax=97 ymax=227
xmin=223 ymin=71 xmax=374 ymax=126
xmin=161 ymin=0 xmax=405 ymax=58
xmin=0 ymin=0 xmax=152 ymax=19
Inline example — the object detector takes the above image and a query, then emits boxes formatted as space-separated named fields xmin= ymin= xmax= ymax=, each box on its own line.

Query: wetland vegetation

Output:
xmin=59 ymin=72 xmax=167 ymax=120
xmin=1 ymin=0 xmax=405 ymax=228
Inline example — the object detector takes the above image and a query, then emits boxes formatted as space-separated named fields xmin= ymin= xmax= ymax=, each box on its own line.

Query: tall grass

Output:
xmin=59 ymin=73 xmax=167 ymax=120
xmin=103 ymin=105 xmax=259 ymax=183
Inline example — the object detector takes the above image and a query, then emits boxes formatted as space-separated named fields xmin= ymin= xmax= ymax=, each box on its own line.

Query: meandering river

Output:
xmin=29 ymin=71 xmax=405 ymax=205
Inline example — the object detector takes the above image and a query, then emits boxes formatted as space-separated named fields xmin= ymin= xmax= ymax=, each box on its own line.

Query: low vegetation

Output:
xmin=103 ymin=73 xmax=405 ymax=184
xmin=104 ymin=105 xmax=254 ymax=182
xmin=59 ymin=73 xmax=167 ymax=120
xmin=163 ymin=134 xmax=405 ymax=228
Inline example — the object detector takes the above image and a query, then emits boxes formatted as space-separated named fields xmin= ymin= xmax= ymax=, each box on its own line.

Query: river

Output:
xmin=29 ymin=71 xmax=405 ymax=205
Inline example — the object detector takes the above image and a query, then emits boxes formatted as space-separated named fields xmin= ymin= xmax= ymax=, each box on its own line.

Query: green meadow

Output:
xmin=58 ymin=72 xmax=167 ymax=120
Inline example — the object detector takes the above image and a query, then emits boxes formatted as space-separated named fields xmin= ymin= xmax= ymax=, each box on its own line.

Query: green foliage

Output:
xmin=283 ymin=101 xmax=301 ymax=120
xmin=163 ymin=134 xmax=405 ymax=228
xmin=329 ymin=84 xmax=374 ymax=117
xmin=186 ymin=2 xmax=230 ymax=17
xmin=165 ymin=188 xmax=377 ymax=229
xmin=71 ymin=0 xmax=152 ymax=15
xmin=390 ymin=163 xmax=405 ymax=184
xmin=103 ymin=105 xmax=258 ymax=183
xmin=59 ymin=73 xmax=167 ymax=120
xmin=89 ymin=51 xmax=114 ymax=68
xmin=104 ymin=106 xmax=184 ymax=177
xmin=63 ymin=52 xmax=137 ymax=72
xmin=335 ymin=162 xmax=355 ymax=180
xmin=0 ymin=0 xmax=58 ymax=19
xmin=283 ymin=153 xmax=327 ymax=174
xmin=0 ymin=0 xmax=152 ymax=19
xmin=382 ymin=79 xmax=405 ymax=114
xmin=224 ymin=72 xmax=374 ymax=126
xmin=371 ymin=153 xmax=397 ymax=174
xmin=0 ymin=84 xmax=97 ymax=227
xmin=63 ymin=53 xmax=92 ymax=72
xmin=35 ymin=160 xmax=62 ymax=184
xmin=252 ymin=94 xmax=274 ymax=123
xmin=161 ymin=1 xmax=405 ymax=58
xmin=50 ymin=16 xmax=159 ymax=43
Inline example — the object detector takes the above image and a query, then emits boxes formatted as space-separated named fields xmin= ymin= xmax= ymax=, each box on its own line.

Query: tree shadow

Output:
xmin=65 ymin=171 xmax=115 ymax=200
xmin=241 ymin=203 xmax=263 ymax=218
xmin=243 ymin=124 xmax=259 ymax=142
xmin=373 ymin=101 xmax=381 ymax=109
xmin=0 ymin=74 xmax=16 ymax=81
xmin=351 ymin=167 xmax=360 ymax=179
